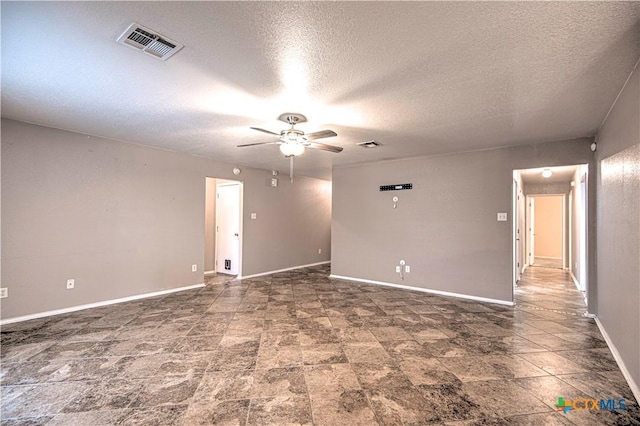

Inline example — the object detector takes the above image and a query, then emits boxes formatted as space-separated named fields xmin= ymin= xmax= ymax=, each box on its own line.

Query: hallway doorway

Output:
xmin=529 ymin=195 xmax=564 ymax=269
xmin=204 ymin=177 xmax=243 ymax=280
xmin=513 ymin=165 xmax=589 ymax=308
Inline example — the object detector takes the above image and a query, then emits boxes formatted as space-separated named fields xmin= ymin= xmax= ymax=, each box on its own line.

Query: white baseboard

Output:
xmin=535 ymin=256 xmax=562 ymax=260
xmin=239 ymin=261 xmax=330 ymax=280
xmin=595 ymin=317 xmax=640 ymax=404
xmin=569 ymin=271 xmax=590 ymax=308
xmin=569 ymin=271 xmax=581 ymax=290
xmin=204 ymin=270 xmax=216 ymax=275
xmin=328 ymin=275 xmax=514 ymax=306
xmin=0 ymin=283 xmax=205 ymax=325
xmin=521 ymin=264 xmax=529 ymax=274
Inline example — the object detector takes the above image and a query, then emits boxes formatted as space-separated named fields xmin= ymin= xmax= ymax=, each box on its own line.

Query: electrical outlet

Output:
xmin=318 ymin=249 xmax=322 ymax=254
xmin=405 ymin=265 xmax=410 ymax=273
xmin=497 ymin=212 xmax=508 ymax=221
xmin=0 ymin=288 xmax=8 ymax=298
xmin=66 ymin=279 xmax=75 ymax=289
xmin=251 ymin=213 xmax=257 ymax=220
xmin=192 ymin=264 xmax=197 ymax=272
xmin=395 ymin=266 xmax=401 ymax=273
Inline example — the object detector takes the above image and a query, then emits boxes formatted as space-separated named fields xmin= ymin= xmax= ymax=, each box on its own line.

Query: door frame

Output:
xmin=528 ymin=194 xmax=566 ymax=268
xmin=578 ymin=174 xmax=587 ymax=293
xmin=214 ymin=180 xmax=243 ymax=276
xmin=512 ymin=178 xmax=525 ymax=286
xmin=526 ymin=196 xmax=535 ymax=266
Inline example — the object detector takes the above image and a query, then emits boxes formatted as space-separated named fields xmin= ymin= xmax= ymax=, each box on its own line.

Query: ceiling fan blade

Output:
xmin=250 ymin=127 xmax=280 ymax=136
xmin=305 ymin=130 xmax=337 ymax=140
xmin=237 ymin=141 xmax=281 ymax=147
xmin=307 ymin=142 xmax=343 ymax=153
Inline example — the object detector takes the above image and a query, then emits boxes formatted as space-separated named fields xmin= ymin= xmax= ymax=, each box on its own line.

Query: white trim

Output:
xmin=563 ymin=193 xmax=566 ymax=270
xmin=328 ymin=275 xmax=514 ymax=306
xmin=569 ymin=271 xmax=589 ymax=307
xmin=595 ymin=317 xmax=640 ymax=404
xmin=215 ymin=180 xmax=243 ymax=276
xmin=0 ymin=283 xmax=205 ymax=325
xmin=570 ymin=271 xmax=581 ymax=290
xmin=239 ymin=261 xmax=330 ymax=279
xmin=204 ymin=270 xmax=216 ymax=275
xmin=535 ymin=256 xmax=562 ymax=260
xmin=521 ymin=264 xmax=529 ymax=274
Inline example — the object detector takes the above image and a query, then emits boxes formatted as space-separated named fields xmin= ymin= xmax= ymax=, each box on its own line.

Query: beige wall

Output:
xmin=595 ymin=63 xmax=639 ymax=396
xmin=1 ymin=119 xmax=332 ymax=320
xmin=533 ymin=195 xmax=563 ymax=259
xmin=332 ymin=137 xmax=595 ymax=303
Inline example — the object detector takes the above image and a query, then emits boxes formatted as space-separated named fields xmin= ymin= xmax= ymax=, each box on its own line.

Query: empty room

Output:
xmin=1 ymin=2 xmax=639 ymax=425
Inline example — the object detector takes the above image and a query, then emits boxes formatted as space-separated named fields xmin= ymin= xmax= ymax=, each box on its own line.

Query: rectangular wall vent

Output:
xmin=357 ymin=140 xmax=382 ymax=148
xmin=117 ymin=23 xmax=183 ymax=61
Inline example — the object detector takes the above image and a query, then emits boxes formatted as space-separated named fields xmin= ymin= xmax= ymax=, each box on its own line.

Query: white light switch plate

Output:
xmin=251 ymin=213 xmax=257 ymax=219
xmin=497 ymin=213 xmax=508 ymax=221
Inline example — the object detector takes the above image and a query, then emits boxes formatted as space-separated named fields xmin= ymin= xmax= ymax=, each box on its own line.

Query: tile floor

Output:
xmin=1 ymin=264 xmax=638 ymax=425
xmin=531 ymin=257 xmax=564 ymax=269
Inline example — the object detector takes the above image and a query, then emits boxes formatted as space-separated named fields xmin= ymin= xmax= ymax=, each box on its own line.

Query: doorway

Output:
xmin=512 ymin=164 xmax=589 ymax=307
xmin=529 ymin=194 xmax=564 ymax=269
xmin=204 ymin=178 xmax=243 ymax=278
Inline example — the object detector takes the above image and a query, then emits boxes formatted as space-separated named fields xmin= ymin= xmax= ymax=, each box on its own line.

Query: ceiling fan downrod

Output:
xmin=289 ymin=155 xmax=294 ymax=183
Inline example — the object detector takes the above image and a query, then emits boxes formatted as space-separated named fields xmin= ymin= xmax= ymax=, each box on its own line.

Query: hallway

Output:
xmin=516 ymin=264 xmax=587 ymax=317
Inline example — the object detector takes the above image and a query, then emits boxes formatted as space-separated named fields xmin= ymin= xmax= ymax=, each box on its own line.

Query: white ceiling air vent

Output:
xmin=357 ymin=140 xmax=382 ymax=148
xmin=117 ymin=23 xmax=183 ymax=61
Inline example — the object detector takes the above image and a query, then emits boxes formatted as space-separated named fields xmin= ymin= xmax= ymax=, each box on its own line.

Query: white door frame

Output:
xmin=512 ymin=178 xmax=524 ymax=286
xmin=568 ymin=189 xmax=573 ymax=273
xmin=214 ymin=180 xmax=243 ymax=276
xmin=526 ymin=196 xmax=535 ymax=266
xmin=528 ymin=194 xmax=566 ymax=268
xmin=579 ymin=174 xmax=587 ymax=293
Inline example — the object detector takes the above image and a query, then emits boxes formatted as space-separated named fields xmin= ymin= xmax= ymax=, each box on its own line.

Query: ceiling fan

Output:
xmin=238 ymin=113 xmax=342 ymax=182
xmin=239 ymin=113 xmax=342 ymax=155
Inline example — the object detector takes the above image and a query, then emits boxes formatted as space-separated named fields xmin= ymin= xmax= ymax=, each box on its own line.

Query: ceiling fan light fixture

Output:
xmin=280 ymin=143 xmax=305 ymax=156
xmin=541 ymin=168 xmax=553 ymax=178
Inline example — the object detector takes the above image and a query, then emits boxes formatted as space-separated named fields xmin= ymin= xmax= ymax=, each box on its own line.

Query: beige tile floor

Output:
xmin=1 ymin=264 xmax=638 ymax=425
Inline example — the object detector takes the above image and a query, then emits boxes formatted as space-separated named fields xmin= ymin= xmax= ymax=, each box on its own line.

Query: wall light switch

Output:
xmin=271 ymin=178 xmax=278 ymax=187
xmin=0 ymin=288 xmax=7 ymax=298
xmin=395 ymin=266 xmax=401 ymax=273
xmin=251 ymin=213 xmax=257 ymax=220
xmin=497 ymin=213 xmax=508 ymax=221
xmin=191 ymin=264 xmax=197 ymax=272
xmin=405 ymin=265 xmax=410 ymax=273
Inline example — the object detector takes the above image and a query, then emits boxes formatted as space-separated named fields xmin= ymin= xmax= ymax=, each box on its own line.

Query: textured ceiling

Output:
xmin=2 ymin=2 xmax=639 ymax=180
xmin=519 ymin=165 xmax=580 ymax=185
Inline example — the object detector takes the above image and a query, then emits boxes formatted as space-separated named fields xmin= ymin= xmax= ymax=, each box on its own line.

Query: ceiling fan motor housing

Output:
xmin=281 ymin=129 xmax=307 ymax=143
xmin=278 ymin=113 xmax=308 ymax=125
